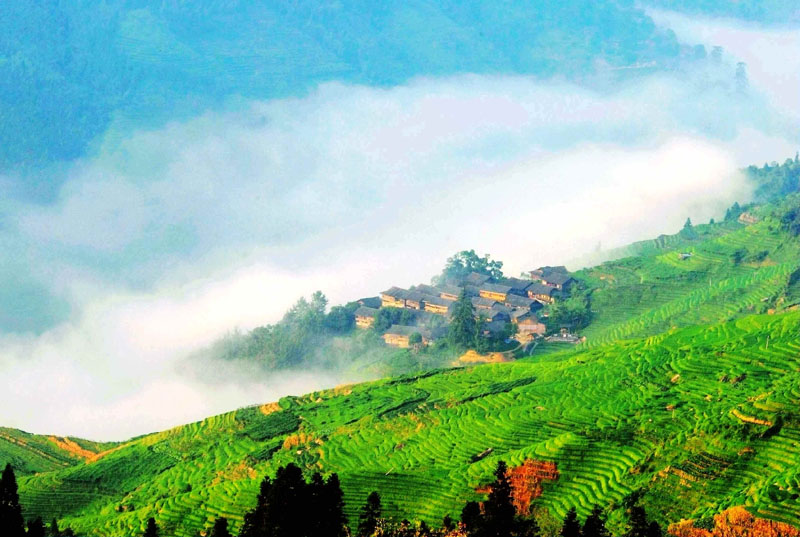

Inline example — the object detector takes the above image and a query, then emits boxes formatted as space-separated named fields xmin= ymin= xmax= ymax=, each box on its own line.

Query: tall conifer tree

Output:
xmin=0 ymin=463 xmax=25 ymax=537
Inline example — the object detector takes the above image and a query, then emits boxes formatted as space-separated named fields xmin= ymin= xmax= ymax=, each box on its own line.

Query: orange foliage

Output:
xmin=669 ymin=506 xmax=800 ymax=537
xmin=477 ymin=459 xmax=559 ymax=516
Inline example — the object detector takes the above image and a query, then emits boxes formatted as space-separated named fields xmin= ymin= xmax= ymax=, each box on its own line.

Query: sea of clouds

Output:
xmin=0 ymin=12 xmax=798 ymax=440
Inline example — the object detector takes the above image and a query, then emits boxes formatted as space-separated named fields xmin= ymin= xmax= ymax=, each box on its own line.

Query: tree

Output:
xmin=460 ymin=501 xmax=483 ymax=537
xmin=50 ymin=519 xmax=60 ymax=537
xmin=27 ymin=518 xmax=46 ymax=537
xmin=0 ymin=463 xmax=25 ymax=537
xmin=357 ymin=492 xmax=382 ymax=537
xmin=679 ymin=217 xmax=697 ymax=239
xmin=560 ymin=508 xmax=581 ymax=537
xmin=448 ymin=291 xmax=477 ymax=349
xmin=209 ymin=517 xmax=231 ymax=537
xmin=435 ymin=250 xmax=504 ymax=285
xmin=625 ymin=505 xmax=649 ymax=537
xmin=442 ymin=515 xmax=456 ymax=533
xmin=409 ymin=332 xmax=423 ymax=352
xmin=143 ymin=517 xmax=158 ymax=537
xmin=309 ymin=472 xmax=347 ymax=537
xmin=483 ymin=461 xmax=516 ymax=537
xmin=582 ymin=505 xmax=609 ymax=537
xmin=239 ymin=476 xmax=271 ymax=537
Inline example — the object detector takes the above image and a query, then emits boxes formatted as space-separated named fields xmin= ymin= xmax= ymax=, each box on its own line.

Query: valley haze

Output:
xmin=0 ymin=4 xmax=799 ymax=442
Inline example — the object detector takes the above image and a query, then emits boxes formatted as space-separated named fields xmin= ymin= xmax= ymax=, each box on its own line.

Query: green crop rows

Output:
xmin=12 ymin=310 xmax=800 ymax=536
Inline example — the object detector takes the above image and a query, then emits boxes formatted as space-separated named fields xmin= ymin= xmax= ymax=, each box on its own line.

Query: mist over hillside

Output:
xmin=0 ymin=1 xmax=798 ymax=441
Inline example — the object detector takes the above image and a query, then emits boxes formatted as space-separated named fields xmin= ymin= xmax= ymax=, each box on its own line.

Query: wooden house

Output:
xmin=437 ymin=284 xmax=462 ymax=301
xmin=381 ymin=287 xmax=408 ymax=308
xmin=530 ymin=266 xmax=573 ymax=290
xmin=464 ymin=272 xmax=492 ymax=286
xmin=477 ymin=308 xmax=510 ymax=323
xmin=527 ymin=283 xmax=559 ymax=304
xmin=382 ymin=325 xmax=431 ymax=348
xmin=414 ymin=284 xmax=439 ymax=296
xmin=404 ymin=290 xmax=425 ymax=310
xmin=515 ymin=312 xmax=546 ymax=340
xmin=504 ymin=277 xmax=533 ymax=296
xmin=504 ymin=294 xmax=537 ymax=311
xmin=541 ymin=272 xmax=574 ymax=290
xmin=357 ymin=296 xmax=382 ymax=309
xmin=471 ymin=296 xmax=497 ymax=310
xmin=423 ymin=295 xmax=452 ymax=315
xmin=479 ymin=283 xmax=512 ymax=302
xmin=354 ymin=306 xmax=379 ymax=329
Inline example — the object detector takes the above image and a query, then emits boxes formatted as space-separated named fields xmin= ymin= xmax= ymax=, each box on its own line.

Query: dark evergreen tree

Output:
xmin=442 ymin=514 xmax=456 ymax=533
xmin=581 ymin=505 xmax=609 ymax=537
xmin=560 ymin=508 xmax=581 ymax=537
xmin=646 ymin=521 xmax=662 ymax=537
xmin=625 ymin=505 xmax=649 ymax=537
xmin=418 ymin=520 xmax=432 ymax=537
xmin=209 ymin=517 xmax=231 ymax=537
xmin=460 ymin=501 xmax=483 ymax=537
xmin=357 ymin=492 xmax=382 ymax=537
xmin=62 ymin=530 xmax=74 ymax=537
xmin=239 ymin=476 xmax=271 ymax=537
xmin=0 ymin=463 xmax=25 ymax=537
xmin=448 ymin=291 xmax=477 ymax=349
xmin=27 ymin=517 xmax=46 ymax=537
xmin=143 ymin=517 xmax=158 ymax=537
xmin=50 ymin=519 xmax=60 ymax=537
xmin=483 ymin=461 xmax=515 ymax=537
xmin=265 ymin=463 xmax=308 ymax=537
xmin=319 ymin=473 xmax=348 ymax=537
xmin=514 ymin=515 xmax=540 ymax=537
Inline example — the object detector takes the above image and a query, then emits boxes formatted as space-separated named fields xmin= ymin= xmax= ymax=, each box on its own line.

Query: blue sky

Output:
xmin=0 ymin=3 xmax=798 ymax=439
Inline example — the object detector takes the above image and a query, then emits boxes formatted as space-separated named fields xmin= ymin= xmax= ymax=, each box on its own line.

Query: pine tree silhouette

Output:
xmin=357 ymin=492 xmax=382 ymax=537
xmin=560 ymin=508 xmax=580 ymax=537
xmin=0 ymin=463 xmax=25 ymax=537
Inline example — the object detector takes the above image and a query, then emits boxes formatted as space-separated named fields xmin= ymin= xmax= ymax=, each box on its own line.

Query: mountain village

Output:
xmin=352 ymin=266 xmax=577 ymax=348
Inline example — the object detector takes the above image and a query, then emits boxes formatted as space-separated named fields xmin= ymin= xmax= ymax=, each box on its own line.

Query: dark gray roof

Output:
xmin=423 ymin=295 xmax=451 ymax=307
xmin=504 ymin=278 xmax=533 ymax=293
xmin=404 ymin=290 xmax=426 ymax=303
xmin=532 ymin=265 xmax=567 ymax=276
xmin=491 ymin=303 xmax=511 ymax=315
xmin=437 ymin=284 xmax=463 ymax=297
xmin=511 ymin=308 xmax=532 ymax=320
xmin=481 ymin=283 xmax=512 ymax=294
xmin=357 ymin=297 xmax=382 ymax=309
xmin=528 ymin=283 xmax=558 ymax=297
xmin=463 ymin=284 xmax=481 ymax=296
xmin=471 ymin=296 xmax=497 ymax=309
xmin=384 ymin=324 xmax=432 ymax=338
xmin=413 ymin=284 xmax=439 ymax=295
xmin=542 ymin=272 xmax=573 ymax=286
xmin=464 ymin=272 xmax=491 ymax=286
xmin=504 ymin=294 xmax=536 ymax=308
xmin=354 ymin=306 xmax=379 ymax=318
xmin=381 ymin=286 xmax=409 ymax=299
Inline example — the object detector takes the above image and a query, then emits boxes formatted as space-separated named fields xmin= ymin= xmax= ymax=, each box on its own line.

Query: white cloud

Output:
xmin=1 ymin=70 xmax=795 ymax=440
xmin=646 ymin=7 xmax=800 ymax=120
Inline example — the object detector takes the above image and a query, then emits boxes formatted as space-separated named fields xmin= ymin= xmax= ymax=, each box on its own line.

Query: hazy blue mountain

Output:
xmin=1 ymin=0 xmax=686 ymax=175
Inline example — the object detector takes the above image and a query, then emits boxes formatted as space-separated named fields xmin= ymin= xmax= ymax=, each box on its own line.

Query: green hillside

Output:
xmin=9 ymin=186 xmax=800 ymax=536
xmin=0 ymin=428 xmax=115 ymax=476
xmin=14 ymin=307 xmax=800 ymax=536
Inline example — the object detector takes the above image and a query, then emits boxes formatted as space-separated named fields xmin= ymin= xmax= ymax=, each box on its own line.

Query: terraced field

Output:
xmin=577 ymin=207 xmax=800 ymax=347
xmin=15 ymin=310 xmax=800 ymax=536
xmin=0 ymin=428 xmax=116 ymax=475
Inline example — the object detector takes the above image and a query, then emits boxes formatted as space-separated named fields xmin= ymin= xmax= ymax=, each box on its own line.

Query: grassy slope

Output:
xmin=13 ymin=197 xmax=800 ymax=536
xmin=15 ymin=310 xmax=800 ymax=536
xmin=0 ymin=428 xmax=116 ymax=476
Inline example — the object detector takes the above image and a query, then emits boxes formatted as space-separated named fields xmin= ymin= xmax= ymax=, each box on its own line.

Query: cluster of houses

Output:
xmin=353 ymin=266 xmax=575 ymax=348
